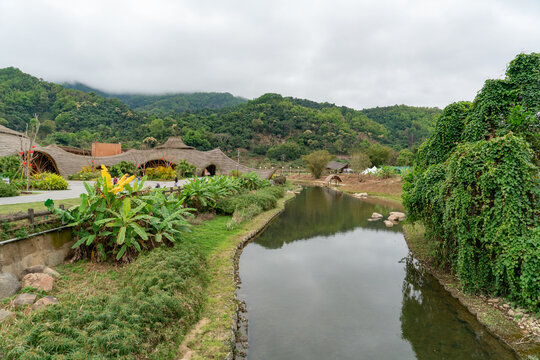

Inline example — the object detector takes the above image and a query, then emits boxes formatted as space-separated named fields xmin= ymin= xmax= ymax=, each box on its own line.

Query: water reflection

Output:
xmin=239 ymin=187 xmax=516 ymax=360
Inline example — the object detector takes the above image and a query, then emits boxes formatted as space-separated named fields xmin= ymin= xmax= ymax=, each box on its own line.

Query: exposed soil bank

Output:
xmin=178 ymin=193 xmax=295 ymax=360
xmin=403 ymin=223 xmax=540 ymax=359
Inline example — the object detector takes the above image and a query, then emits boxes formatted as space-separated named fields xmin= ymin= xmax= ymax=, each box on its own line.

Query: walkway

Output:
xmin=0 ymin=179 xmax=191 ymax=205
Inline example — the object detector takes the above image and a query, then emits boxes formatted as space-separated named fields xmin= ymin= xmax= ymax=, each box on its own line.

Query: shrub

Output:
xmin=0 ymin=181 xmax=19 ymax=197
xmin=349 ymin=151 xmax=372 ymax=171
xmin=228 ymin=204 xmax=263 ymax=227
xmin=50 ymin=166 xmax=193 ymax=262
xmin=33 ymin=173 xmax=69 ymax=190
xmin=272 ymin=175 xmax=286 ymax=185
xmin=376 ymin=166 xmax=397 ymax=179
xmin=0 ymin=155 xmax=21 ymax=178
xmin=239 ymin=172 xmax=271 ymax=190
xmin=176 ymin=160 xmax=197 ymax=178
xmin=109 ymin=161 xmax=137 ymax=177
xmin=229 ymin=169 xmax=242 ymax=177
xmin=216 ymin=186 xmax=284 ymax=215
xmin=145 ymin=166 xmax=176 ymax=180
xmin=302 ymin=150 xmax=332 ymax=179
xmin=68 ymin=171 xmax=99 ymax=180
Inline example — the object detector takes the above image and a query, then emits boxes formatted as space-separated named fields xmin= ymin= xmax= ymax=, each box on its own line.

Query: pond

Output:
xmin=237 ymin=187 xmax=516 ymax=360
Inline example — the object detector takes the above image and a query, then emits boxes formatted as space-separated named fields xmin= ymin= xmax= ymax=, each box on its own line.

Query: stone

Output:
xmin=23 ymin=265 xmax=60 ymax=279
xmin=0 ymin=309 xmax=15 ymax=322
xmin=21 ymin=273 xmax=54 ymax=292
xmin=383 ymin=220 xmax=394 ymax=227
xmin=0 ymin=273 xmax=21 ymax=299
xmin=487 ymin=298 xmax=501 ymax=304
xmin=508 ymin=309 xmax=515 ymax=316
xmin=33 ymin=296 xmax=59 ymax=309
xmin=367 ymin=218 xmax=380 ymax=222
xmin=389 ymin=211 xmax=406 ymax=221
xmin=13 ymin=293 xmax=37 ymax=306
xmin=388 ymin=214 xmax=400 ymax=222
xmin=371 ymin=212 xmax=383 ymax=219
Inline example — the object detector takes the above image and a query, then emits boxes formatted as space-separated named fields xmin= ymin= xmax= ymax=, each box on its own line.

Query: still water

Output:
xmin=238 ymin=187 xmax=516 ymax=360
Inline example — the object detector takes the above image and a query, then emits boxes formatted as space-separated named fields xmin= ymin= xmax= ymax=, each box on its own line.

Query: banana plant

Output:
xmin=95 ymin=197 xmax=152 ymax=260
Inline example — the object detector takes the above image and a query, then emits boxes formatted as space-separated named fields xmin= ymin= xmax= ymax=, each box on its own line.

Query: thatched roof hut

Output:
xmin=0 ymin=126 xmax=275 ymax=179
xmin=326 ymin=161 xmax=348 ymax=173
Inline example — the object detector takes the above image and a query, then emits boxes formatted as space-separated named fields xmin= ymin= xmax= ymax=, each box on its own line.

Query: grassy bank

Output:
xmin=178 ymin=193 xmax=294 ymax=359
xmin=403 ymin=223 xmax=540 ymax=358
xmin=0 ymin=198 xmax=80 ymax=215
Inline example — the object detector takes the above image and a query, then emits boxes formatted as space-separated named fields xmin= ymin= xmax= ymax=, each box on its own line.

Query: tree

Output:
xmin=302 ymin=150 xmax=332 ymax=179
xmin=396 ymin=149 xmax=414 ymax=166
xmin=366 ymin=143 xmax=392 ymax=166
xmin=266 ymin=142 xmax=303 ymax=161
xmin=350 ymin=151 xmax=372 ymax=171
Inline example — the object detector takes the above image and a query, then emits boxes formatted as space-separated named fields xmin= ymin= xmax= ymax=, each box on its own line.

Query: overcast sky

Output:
xmin=0 ymin=0 xmax=538 ymax=109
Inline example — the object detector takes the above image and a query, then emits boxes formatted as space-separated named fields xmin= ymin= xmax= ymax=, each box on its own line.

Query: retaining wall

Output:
xmin=0 ymin=228 xmax=73 ymax=279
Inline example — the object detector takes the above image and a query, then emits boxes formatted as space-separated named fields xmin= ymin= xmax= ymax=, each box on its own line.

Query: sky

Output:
xmin=0 ymin=0 xmax=538 ymax=110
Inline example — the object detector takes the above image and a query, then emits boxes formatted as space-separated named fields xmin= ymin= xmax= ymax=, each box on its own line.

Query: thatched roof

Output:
xmin=326 ymin=161 xmax=348 ymax=171
xmin=156 ymin=137 xmax=194 ymax=150
xmin=0 ymin=129 xmax=275 ymax=179
xmin=324 ymin=174 xmax=343 ymax=183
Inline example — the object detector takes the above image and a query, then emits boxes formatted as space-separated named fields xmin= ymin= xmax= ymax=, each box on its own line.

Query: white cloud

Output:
xmin=0 ymin=0 xmax=538 ymax=109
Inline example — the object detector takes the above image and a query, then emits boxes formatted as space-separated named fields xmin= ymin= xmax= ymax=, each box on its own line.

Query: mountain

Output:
xmin=63 ymin=82 xmax=248 ymax=115
xmin=0 ymin=67 xmax=441 ymax=160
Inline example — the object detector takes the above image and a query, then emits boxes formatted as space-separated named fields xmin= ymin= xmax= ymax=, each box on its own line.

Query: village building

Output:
xmin=0 ymin=125 xmax=274 ymax=179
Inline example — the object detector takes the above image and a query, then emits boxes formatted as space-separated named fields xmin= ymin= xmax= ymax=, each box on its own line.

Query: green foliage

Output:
xmin=176 ymin=160 xmax=196 ymax=178
xmin=239 ymin=172 xmax=271 ymax=190
xmin=366 ymin=143 xmax=393 ymax=166
xmin=403 ymin=53 xmax=540 ymax=312
xmin=349 ymin=151 xmax=372 ymax=171
xmin=376 ymin=166 xmax=397 ymax=179
xmin=33 ymin=173 xmax=69 ymax=190
xmin=396 ymin=149 xmax=414 ymax=166
xmin=108 ymin=161 xmax=136 ymax=177
xmin=266 ymin=142 xmax=304 ymax=161
xmin=0 ymin=243 xmax=207 ymax=359
xmin=302 ymin=150 xmax=333 ymax=179
xmin=216 ymin=186 xmax=284 ymax=215
xmin=0 ymin=155 xmax=21 ymax=178
xmin=145 ymin=166 xmax=175 ymax=180
xmin=0 ymin=181 xmax=19 ymax=197
xmin=67 ymin=171 xmax=99 ymax=181
xmin=50 ymin=171 xmax=192 ymax=262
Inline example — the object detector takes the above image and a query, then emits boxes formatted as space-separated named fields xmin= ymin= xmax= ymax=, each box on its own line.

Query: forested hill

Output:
xmin=0 ymin=67 xmax=441 ymax=159
xmin=0 ymin=67 xmax=150 ymax=147
xmin=63 ymin=82 xmax=248 ymax=114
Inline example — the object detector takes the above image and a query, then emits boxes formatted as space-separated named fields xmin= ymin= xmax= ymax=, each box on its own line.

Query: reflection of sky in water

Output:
xmin=239 ymin=187 xmax=516 ymax=360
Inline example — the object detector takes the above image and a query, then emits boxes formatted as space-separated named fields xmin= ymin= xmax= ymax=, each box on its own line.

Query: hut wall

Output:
xmin=92 ymin=142 xmax=122 ymax=157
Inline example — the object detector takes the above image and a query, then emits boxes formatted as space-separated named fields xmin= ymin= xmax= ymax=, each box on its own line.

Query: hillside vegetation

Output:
xmin=403 ymin=53 xmax=540 ymax=311
xmin=1 ymin=67 xmax=440 ymax=160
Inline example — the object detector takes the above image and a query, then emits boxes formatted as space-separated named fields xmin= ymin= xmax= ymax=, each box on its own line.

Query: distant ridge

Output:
xmin=62 ymin=82 xmax=248 ymax=115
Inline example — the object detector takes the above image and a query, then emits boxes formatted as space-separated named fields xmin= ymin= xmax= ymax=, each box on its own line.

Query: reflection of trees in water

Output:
xmin=253 ymin=187 xmax=402 ymax=249
xmin=400 ymin=256 xmax=516 ymax=360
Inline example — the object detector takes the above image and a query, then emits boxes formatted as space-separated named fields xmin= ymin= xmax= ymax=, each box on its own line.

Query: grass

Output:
xmin=0 ymin=238 xmax=208 ymax=359
xmin=0 ymin=198 xmax=80 ymax=215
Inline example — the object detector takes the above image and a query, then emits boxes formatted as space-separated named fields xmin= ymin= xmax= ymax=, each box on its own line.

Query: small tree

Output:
xmin=366 ymin=143 xmax=392 ymax=166
xmin=397 ymin=149 xmax=414 ymax=166
xmin=302 ymin=150 xmax=332 ymax=179
xmin=350 ymin=151 xmax=372 ymax=171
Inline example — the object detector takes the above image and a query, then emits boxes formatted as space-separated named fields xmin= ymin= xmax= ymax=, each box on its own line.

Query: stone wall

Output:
xmin=0 ymin=228 xmax=73 ymax=279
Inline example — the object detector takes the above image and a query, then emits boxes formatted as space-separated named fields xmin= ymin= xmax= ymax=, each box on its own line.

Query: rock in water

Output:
xmin=383 ymin=220 xmax=394 ymax=227
xmin=33 ymin=296 xmax=59 ymax=309
xmin=371 ymin=212 xmax=383 ymax=219
xmin=21 ymin=273 xmax=54 ymax=292
xmin=13 ymin=293 xmax=37 ymax=306
xmin=0 ymin=273 xmax=21 ymax=299
xmin=389 ymin=212 xmax=406 ymax=221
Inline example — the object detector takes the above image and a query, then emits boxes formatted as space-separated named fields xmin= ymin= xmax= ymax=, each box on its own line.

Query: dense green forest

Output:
xmin=63 ymin=82 xmax=248 ymax=115
xmin=1 ymin=67 xmax=441 ymax=162
xmin=403 ymin=53 xmax=539 ymax=311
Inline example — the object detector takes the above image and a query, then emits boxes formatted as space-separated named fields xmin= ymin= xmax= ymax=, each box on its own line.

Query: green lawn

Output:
xmin=0 ymin=198 xmax=80 ymax=215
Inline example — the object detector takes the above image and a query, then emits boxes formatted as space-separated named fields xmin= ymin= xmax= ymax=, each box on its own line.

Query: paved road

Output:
xmin=0 ymin=179 xmax=191 ymax=205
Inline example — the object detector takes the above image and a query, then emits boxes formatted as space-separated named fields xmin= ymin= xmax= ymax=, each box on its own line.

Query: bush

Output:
xmin=216 ymin=186 xmax=284 ymax=215
xmin=0 ymin=181 xmax=19 ymax=197
xmin=302 ymin=150 xmax=333 ymax=179
xmin=68 ymin=171 xmax=99 ymax=180
xmin=176 ymin=160 xmax=197 ymax=178
xmin=0 ymin=155 xmax=21 ymax=178
xmin=145 ymin=166 xmax=176 ymax=180
xmin=376 ymin=166 xmax=397 ymax=179
xmin=109 ymin=161 xmax=137 ymax=177
xmin=272 ymin=175 xmax=286 ymax=185
xmin=33 ymin=173 xmax=69 ymax=190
